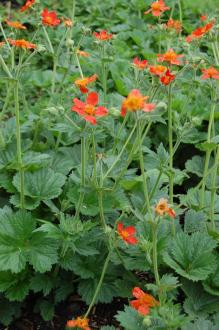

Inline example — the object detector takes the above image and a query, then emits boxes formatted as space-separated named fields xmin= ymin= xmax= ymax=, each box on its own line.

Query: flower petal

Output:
xmin=86 ymin=92 xmax=99 ymax=106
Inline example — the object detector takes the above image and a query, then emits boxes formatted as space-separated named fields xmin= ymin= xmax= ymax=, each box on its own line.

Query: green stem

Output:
xmin=92 ymin=129 xmax=97 ymax=184
xmin=0 ymin=54 xmax=13 ymax=79
xmin=42 ymin=26 xmax=54 ymax=54
xmin=84 ymin=252 xmax=111 ymax=318
xmin=103 ymin=121 xmax=137 ymax=180
xmin=14 ymin=82 xmax=25 ymax=209
xmin=136 ymin=114 xmax=152 ymax=218
xmin=200 ymin=89 xmax=216 ymax=209
xmin=152 ymin=222 xmax=160 ymax=286
xmin=210 ymin=146 xmax=219 ymax=230
xmin=74 ymin=134 xmax=86 ymax=219
xmin=51 ymin=56 xmax=57 ymax=95
xmin=75 ymin=52 xmax=84 ymax=78
xmin=64 ymin=113 xmax=81 ymax=131
xmin=98 ymin=162 xmax=107 ymax=232
xmin=101 ymin=44 xmax=107 ymax=105
xmin=167 ymin=84 xmax=175 ymax=236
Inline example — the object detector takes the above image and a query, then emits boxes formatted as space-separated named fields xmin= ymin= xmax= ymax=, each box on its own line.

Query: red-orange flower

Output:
xmin=77 ymin=50 xmax=90 ymax=57
xmin=117 ymin=223 xmax=138 ymax=245
xmin=121 ymin=89 xmax=155 ymax=117
xmin=157 ymin=48 xmax=184 ymax=66
xmin=41 ymin=9 xmax=60 ymax=27
xmin=165 ymin=18 xmax=182 ymax=33
xmin=200 ymin=15 xmax=207 ymax=21
xmin=74 ymin=74 xmax=98 ymax=94
xmin=160 ymin=69 xmax=175 ymax=85
xmin=186 ymin=20 xmax=215 ymax=43
xmin=133 ymin=57 xmax=148 ymax=70
xmin=201 ymin=67 xmax=219 ymax=80
xmin=130 ymin=287 xmax=159 ymax=316
xmin=72 ymin=92 xmax=108 ymax=125
xmin=20 ymin=0 xmax=35 ymax=12
xmin=5 ymin=19 xmax=26 ymax=30
xmin=93 ymin=30 xmax=113 ymax=41
xmin=144 ymin=0 xmax=170 ymax=17
xmin=155 ymin=198 xmax=176 ymax=218
xmin=149 ymin=64 xmax=167 ymax=76
xmin=7 ymin=38 xmax=36 ymax=49
xmin=66 ymin=317 xmax=91 ymax=330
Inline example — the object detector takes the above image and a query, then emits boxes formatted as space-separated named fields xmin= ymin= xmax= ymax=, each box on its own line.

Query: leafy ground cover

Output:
xmin=0 ymin=0 xmax=219 ymax=329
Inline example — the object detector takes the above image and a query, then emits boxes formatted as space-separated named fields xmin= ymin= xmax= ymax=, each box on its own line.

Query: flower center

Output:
xmin=85 ymin=104 xmax=95 ymax=115
xmin=152 ymin=3 xmax=161 ymax=10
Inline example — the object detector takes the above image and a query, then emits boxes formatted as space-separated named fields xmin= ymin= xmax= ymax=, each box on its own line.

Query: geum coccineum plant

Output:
xmin=0 ymin=0 xmax=219 ymax=329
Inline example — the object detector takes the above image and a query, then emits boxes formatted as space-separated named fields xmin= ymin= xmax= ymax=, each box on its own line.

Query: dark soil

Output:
xmin=0 ymin=296 xmax=126 ymax=330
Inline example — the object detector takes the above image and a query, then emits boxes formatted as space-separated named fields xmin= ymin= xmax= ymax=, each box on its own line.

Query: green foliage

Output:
xmin=163 ymin=232 xmax=217 ymax=281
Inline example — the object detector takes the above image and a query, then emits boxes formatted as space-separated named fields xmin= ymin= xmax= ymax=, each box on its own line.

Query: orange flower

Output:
xmin=149 ymin=64 xmax=167 ymax=76
xmin=72 ymin=92 xmax=108 ymax=125
xmin=7 ymin=38 xmax=36 ymax=49
xmin=121 ymin=89 xmax=155 ymax=117
xmin=62 ymin=18 xmax=73 ymax=27
xmin=186 ymin=20 xmax=215 ymax=43
xmin=117 ymin=223 xmax=138 ymax=245
xmin=77 ymin=49 xmax=90 ymax=57
xmin=133 ymin=57 xmax=148 ymax=70
xmin=66 ymin=317 xmax=91 ymax=330
xmin=165 ymin=18 xmax=182 ymax=33
xmin=41 ymin=8 xmax=60 ymax=27
xmin=74 ymin=74 xmax=98 ymax=94
xmin=201 ymin=67 xmax=219 ymax=80
xmin=5 ymin=19 xmax=26 ymax=30
xmin=155 ymin=198 xmax=176 ymax=218
xmin=93 ymin=30 xmax=113 ymax=41
xmin=144 ymin=0 xmax=170 ymax=17
xmin=157 ymin=48 xmax=184 ymax=66
xmin=130 ymin=287 xmax=159 ymax=316
xmin=160 ymin=69 xmax=175 ymax=85
xmin=20 ymin=0 xmax=35 ymax=12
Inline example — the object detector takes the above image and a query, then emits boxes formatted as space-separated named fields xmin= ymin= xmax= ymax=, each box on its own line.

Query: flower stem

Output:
xmin=210 ymin=146 xmax=219 ymax=230
xmin=74 ymin=134 xmax=86 ymax=219
xmin=136 ymin=114 xmax=152 ymax=218
xmin=101 ymin=44 xmax=107 ymax=105
xmin=167 ymin=84 xmax=175 ymax=236
xmin=152 ymin=221 xmax=160 ymax=286
xmin=75 ymin=52 xmax=84 ymax=78
xmin=84 ymin=251 xmax=111 ymax=318
xmin=43 ymin=26 xmax=54 ymax=54
xmin=98 ymin=162 xmax=107 ymax=232
xmin=200 ymin=88 xmax=216 ymax=209
xmin=14 ymin=81 xmax=25 ymax=209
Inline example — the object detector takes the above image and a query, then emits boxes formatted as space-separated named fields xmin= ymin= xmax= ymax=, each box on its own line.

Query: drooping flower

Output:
xmin=155 ymin=198 xmax=176 ymax=218
xmin=133 ymin=57 xmax=148 ymax=70
xmin=201 ymin=67 xmax=219 ymax=80
xmin=121 ymin=89 xmax=155 ymax=117
xmin=72 ymin=92 xmax=108 ymax=125
xmin=62 ymin=18 xmax=73 ymax=27
xmin=93 ymin=30 xmax=113 ymax=41
xmin=149 ymin=64 xmax=167 ymax=76
xmin=41 ymin=8 xmax=61 ymax=27
xmin=165 ymin=18 xmax=182 ymax=33
xmin=144 ymin=0 xmax=170 ymax=17
xmin=117 ymin=223 xmax=138 ymax=245
xmin=7 ymin=38 xmax=36 ymax=49
xmin=20 ymin=0 xmax=35 ymax=12
xmin=160 ymin=69 xmax=175 ymax=85
xmin=76 ymin=49 xmax=90 ymax=57
xmin=5 ymin=20 xmax=27 ymax=30
xmin=66 ymin=317 xmax=91 ymax=330
xmin=74 ymin=74 xmax=98 ymax=94
xmin=130 ymin=287 xmax=159 ymax=316
xmin=200 ymin=15 xmax=207 ymax=21
xmin=186 ymin=20 xmax=215 ymax=43
xmin=157 ymin=48 xmax=184 ymax=66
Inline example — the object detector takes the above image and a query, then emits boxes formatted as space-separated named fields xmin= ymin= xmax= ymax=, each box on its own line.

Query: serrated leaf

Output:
xmin=39 ymin=300 xmax=55 ymax=321
xmin=184 ymin=209 xmax=206 ymax=233
xmin=30 ymin=274 xmax=56 ymax=296
xmin=116 ymin=306 xmax=145 ymax=330
xmin=163 ymin=232 xmax=217 ymax=281
xmin=13 ymin=168 xmax=66 ymax=200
